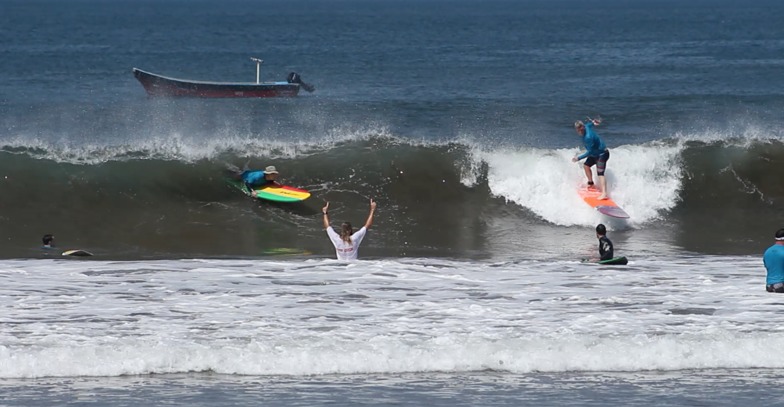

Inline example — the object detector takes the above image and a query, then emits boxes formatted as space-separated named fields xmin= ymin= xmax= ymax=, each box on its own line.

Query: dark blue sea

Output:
xmin=2 ymin=0 xmax=784 ymax=405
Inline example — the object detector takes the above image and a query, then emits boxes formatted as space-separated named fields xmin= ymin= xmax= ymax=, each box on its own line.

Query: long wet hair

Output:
xmin=340 ymin=222 xmax=353 ymax=243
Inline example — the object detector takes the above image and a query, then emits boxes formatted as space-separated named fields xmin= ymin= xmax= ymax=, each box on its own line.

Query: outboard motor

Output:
xmin=287 ymin=72 xmax=315 ymax=93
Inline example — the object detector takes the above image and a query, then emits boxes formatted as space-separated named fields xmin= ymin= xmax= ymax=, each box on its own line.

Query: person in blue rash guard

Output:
xmin=240 ymin=165 xmax=280 ymax=190
xmin=763 ymin=228 xmax=784 ymax=293
xmin=571 ymin=118 xmax=610 ymax=200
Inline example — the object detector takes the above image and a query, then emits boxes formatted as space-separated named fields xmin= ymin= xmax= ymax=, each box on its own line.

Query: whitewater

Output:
xmin=0 ymin=255 xmax=776 ymax=379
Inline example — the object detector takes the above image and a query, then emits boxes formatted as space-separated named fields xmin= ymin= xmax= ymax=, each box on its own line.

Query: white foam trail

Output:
xmin=473 ymin=143 xmax=682 ymax=226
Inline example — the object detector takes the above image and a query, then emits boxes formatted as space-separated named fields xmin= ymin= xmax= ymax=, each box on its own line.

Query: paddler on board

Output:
xmin=240 ymin=165 xmax=281 ymax=190
xmin=571 ymin=117 xmax=610 ymax=200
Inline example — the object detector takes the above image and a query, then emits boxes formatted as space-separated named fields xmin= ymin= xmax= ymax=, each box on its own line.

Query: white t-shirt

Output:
xmin=326 ymin=227 xmax=367 ymax=260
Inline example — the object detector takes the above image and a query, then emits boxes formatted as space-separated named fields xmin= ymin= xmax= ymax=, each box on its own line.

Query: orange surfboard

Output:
xmin=578 ymin=187 xmax=629 ymax=219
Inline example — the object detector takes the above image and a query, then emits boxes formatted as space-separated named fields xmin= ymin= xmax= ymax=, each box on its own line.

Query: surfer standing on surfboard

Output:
xmin=572 ymin=118 xmax=610 ymax=200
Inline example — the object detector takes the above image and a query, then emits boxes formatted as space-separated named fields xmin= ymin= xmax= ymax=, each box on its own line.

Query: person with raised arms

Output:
xmin=322 ymin=199 xmax=376 ymax=260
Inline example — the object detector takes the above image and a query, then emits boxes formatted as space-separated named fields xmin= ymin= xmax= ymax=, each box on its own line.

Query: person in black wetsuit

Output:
xmin=595 ymin=224 xmax=614 ymax=261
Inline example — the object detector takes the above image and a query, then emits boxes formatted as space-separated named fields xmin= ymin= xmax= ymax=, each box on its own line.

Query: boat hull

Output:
xmin=132 ymin=68 xmax=300 ymax=98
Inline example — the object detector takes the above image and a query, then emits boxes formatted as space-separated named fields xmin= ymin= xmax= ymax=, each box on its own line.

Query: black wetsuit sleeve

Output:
xmin=599 ymin=236 xmax=614 ymax=261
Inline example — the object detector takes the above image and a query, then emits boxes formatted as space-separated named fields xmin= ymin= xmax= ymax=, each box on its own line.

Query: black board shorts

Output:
xmin=584 ymin=150 xmax=610 ymax=176
xmin=766 ymin=282 xmax=784 ymax=293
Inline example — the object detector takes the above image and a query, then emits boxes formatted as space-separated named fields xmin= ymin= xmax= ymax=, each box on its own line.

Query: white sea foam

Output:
xmin=472 ymin=142 xmax=683 ymax=227
xmin=0 ymin=256 xmax=779 ymax=378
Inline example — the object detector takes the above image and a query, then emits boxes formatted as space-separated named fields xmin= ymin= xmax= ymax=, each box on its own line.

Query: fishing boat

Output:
xmin=132 ymin=57 xmax=314 ymax=98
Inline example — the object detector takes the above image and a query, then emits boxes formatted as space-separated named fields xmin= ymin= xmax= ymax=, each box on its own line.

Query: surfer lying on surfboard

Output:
xmin=239 ymin=165 xmax=280 ymax=190
xmin=227 ymin=164 xmax=311 ymax=203
xmin=571 ymin=117 xmax=610 ymax=200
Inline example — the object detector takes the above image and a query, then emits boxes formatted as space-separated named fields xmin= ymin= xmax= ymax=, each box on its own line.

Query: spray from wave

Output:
xmin=469 ymin=142 xmax=683 ymax=226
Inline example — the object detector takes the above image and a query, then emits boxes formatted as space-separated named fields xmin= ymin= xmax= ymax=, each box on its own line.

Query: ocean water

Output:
xmin=2 ymin=257 xmax=784 ymax=406
xmin=2 ymin=0 xmax=784 ymax=405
